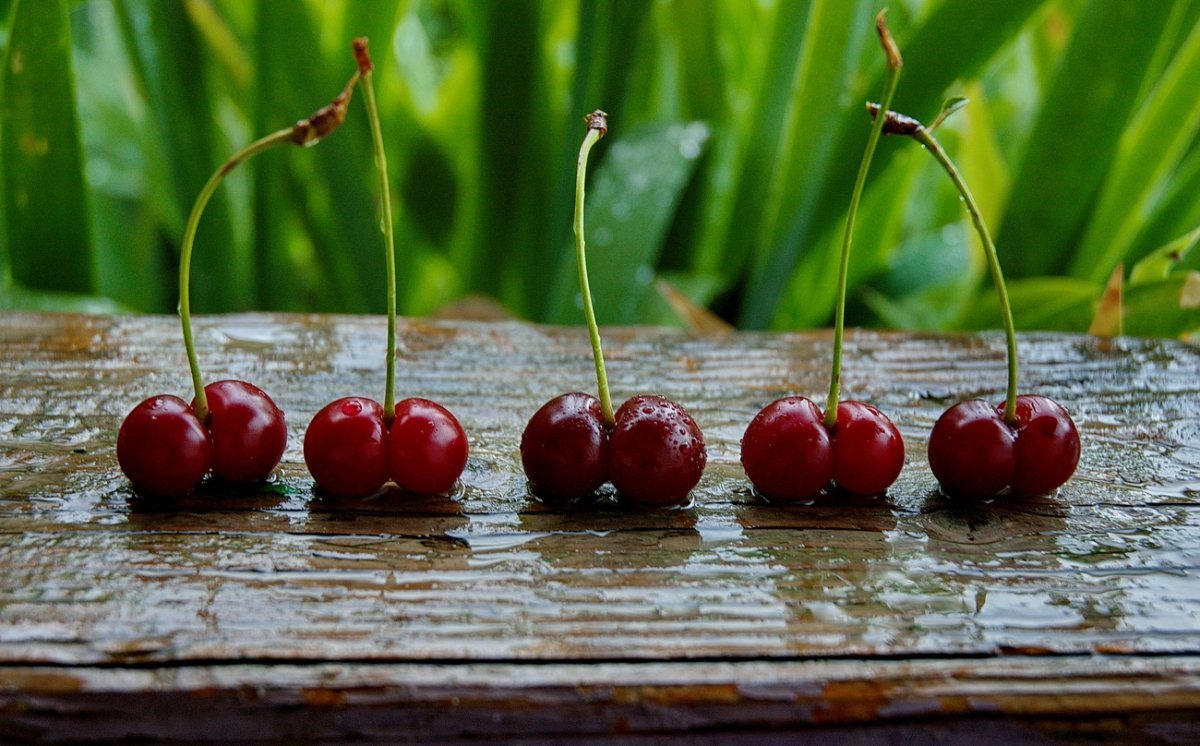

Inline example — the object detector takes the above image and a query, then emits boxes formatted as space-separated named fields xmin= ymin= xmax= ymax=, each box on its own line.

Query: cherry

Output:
xmin=928 ymin=395 xmax=1079 ymax=499
xmin=741 ymin=397 xmax=903 ymax=502
xmin=741 ymin=397 xmax=832 ymax=502
xmin=117 ymin=396 xmax=212 ymax=496
xmin=195 ymin=380 xmax=287 ymax=482
xmin=303 ymin=40 xmax=469 ymax=500
xmin=926 ymin=399 xmax=1015 ymax=500
xmin=304 ymin=397 xmax=389 ymax=498
xmin=1008 ymin=395 xmax=1080 ymax=496
xmin=832 ymin=400 xmax=905 ymax=496
xmin=521 ymin=392 xmax=609 ymax=501
xmin=741 ymin=14 xmax=905 ymax=504
xmin=609 ymin=395 xmax=706 ymax=507
xmin=389 ymin=398 xmax=469 ymax=495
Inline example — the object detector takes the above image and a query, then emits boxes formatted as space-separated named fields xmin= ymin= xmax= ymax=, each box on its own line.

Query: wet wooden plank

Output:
xmin=1 ymin=311 xmax=1199 ymax=738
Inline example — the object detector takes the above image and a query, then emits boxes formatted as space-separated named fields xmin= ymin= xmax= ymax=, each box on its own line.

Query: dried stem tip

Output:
xmin=875 ymin=9 xmax=903 ymax=70
xmin=585 ymin=109 xmax=609 ymax=138
xmin=291 ymin=72 xmax=360 ymax=147
xmin=353 ymin=37 xmax=374 ymax=74
xmin=866 ymin=102 xmax=922 ymax=136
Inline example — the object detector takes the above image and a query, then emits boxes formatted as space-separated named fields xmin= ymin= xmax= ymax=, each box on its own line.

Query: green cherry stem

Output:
xmin=912 ymin=126 xmax=1018 ymax=422
xmin=180 ymin=128 xmax=292 ymax=421
xmin=865 ymin=102 xmax=1020 ymax=423
xmin=576 ymin=110 xmax=614 ymax=428
xmin=352 ymin=39 xmax=397 ymax=426
xmin=824 ymin=10 xmax=903 ymax=429
xmin=179 ymin=66 xmax=361 ymax=421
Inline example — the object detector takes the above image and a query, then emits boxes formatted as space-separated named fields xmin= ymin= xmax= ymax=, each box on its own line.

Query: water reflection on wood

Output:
xmin=0 ymin=312 xmax=1198 ymax=739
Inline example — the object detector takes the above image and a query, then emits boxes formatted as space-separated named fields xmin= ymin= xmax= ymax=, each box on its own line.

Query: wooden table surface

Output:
xmin=1 ymin=311 xmax=1199 ymax=741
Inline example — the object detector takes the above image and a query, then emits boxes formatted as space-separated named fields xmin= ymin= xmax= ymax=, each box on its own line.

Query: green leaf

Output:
xmin=928 ymin=95 xmax=969 ymax=131
xmin=544 ymin=121 xmax=709 ymax=325
xmin=252 ymin=0 xmax=380 ymax=312
xmin=1130 ymin=134 xmax=1200 ymax=264
xmin=773 ymin=149 xmax=920 ymax=329
xmin=533 ymin=0 xmax=655 ymax=320
xmin=1129 ymin=224 xmax=1200 ymax=285
xmin=1124 ymin=272 xmax=1200 ymax=338
xmin=1071 ymin=13 xmax=1200 ymax=281
xmin=0 ymin=281 xmax=126 ymax=312
xmin=2 ymin=0 xmax=94 ymax=293
xmin=742 ymin=0 xmax=1048 ymax=328
xmin=740 ymin=0 xmax=874 ymax=327
xmin=998 ymin=0 xmax=1181 ymax=279
xmin=960 ymin=277 xmax=1101 ymax=333
xmin=690 ymin=0 xmax=809 ymax=278
xmin=114 ymin=0 xmax=246 ymax=310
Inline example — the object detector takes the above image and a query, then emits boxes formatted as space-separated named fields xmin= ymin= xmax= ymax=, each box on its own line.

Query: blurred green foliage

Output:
xmin=1 ymin=0 xmax=1198 ymax=338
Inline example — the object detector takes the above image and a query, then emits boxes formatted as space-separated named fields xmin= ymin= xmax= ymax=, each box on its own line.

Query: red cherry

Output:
xmin=303 ymin=397 xmax=389 ymax=498
xmin=928 ymin=395 xmax=1080 ymax=499
xmin=1006 ymin=394 xmax=1080 ymax=497
xmin=520 ymin=392 xmax=609 ymax=501
xmin=117 ymin=395 xmax=212 ymax=496
xmin=609 ymin=395 xmax=706 ymax=508
xmin=741 ymin=397 xmax=903 ymax=501
xmin=388 ymin=398 xmax=469 ymax=495
xmin=740 ymin=397 xmax=833 ymax=502
xmin=195 ymin=380 xmax=286 ymax=483
xmin=831 ymin=400 xmax=905 ymax=496
xmin=927 ymin=399 xmax=1016 ymax=499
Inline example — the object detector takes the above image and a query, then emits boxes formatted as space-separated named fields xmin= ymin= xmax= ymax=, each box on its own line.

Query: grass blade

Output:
xmin=739 ymin=0 xmax=873 ymax=328
xmin=544 ymin=121 xmax=709 ymax=325
xmin=998 ymin=0 xmax=1182 ymax=278
xmin=114 ymin=0 xmax=245 ymax=310
xmin=1071 ymin=17 xmax=1200 ymax=281
xmin=960 ymin=276 xmax=1101 ymax=332
xmin=741 ymin=0 xmax=1047 ymax=328
xmin=2 ymin=0 xmax=94 ymax=293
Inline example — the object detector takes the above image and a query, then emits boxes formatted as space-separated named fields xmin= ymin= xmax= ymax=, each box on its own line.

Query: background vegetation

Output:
xmin=1 ymin=0 xmax=1198 ymax=338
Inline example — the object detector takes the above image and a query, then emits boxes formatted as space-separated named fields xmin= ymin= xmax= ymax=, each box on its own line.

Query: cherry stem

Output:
xmin=911 ymin=126 xmax=1018 ymax=422
xmin=179 ymin=66 xmax=361 ymax=421
xmin=180 ymin=127 xmax=294 ymax=421
xmin=353 ymin=39 xmax=397 ymax=426
xmin=575 ymin=110 xmax=614 ymax=428
xmin=825 ymin=10 xmax=902 ymax=429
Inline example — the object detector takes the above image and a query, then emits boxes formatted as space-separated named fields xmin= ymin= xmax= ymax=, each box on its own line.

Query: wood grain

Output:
xmin=1 ymin=311 xmax=1199 ymax=739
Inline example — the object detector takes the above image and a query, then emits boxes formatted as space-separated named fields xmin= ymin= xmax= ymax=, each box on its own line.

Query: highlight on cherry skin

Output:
xmin=740 ymin=397 xmax=904 ymax=502
xmin=520 ymin=392 xmax=706 ymax=507
xmin=304 ymin=396 xmax=468 ymax=499
xmin=927 ymin=394 xmax=1080 ymax=500
xmin=117 ymin=379 xmax=286 ymax=497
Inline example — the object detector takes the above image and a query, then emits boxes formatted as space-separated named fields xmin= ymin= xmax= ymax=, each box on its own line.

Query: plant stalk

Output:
xmin=912 ymin=127 xmax=1019 ymax=422
xmin=354 ymin=40 xmax=397 ymax=425
xmin=180 ymin=128 xmax=294 ymax=421
xmin=825 ymin=10 xmax=903 ymax=429
xmin=576 ymin=111 xmax=614 ymax=428
xmin=179 ymin=65 xmax=361 ymax=421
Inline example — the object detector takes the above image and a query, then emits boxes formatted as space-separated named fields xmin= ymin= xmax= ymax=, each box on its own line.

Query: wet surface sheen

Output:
xmin=1 ymin=313 xmax=1199 ymax=670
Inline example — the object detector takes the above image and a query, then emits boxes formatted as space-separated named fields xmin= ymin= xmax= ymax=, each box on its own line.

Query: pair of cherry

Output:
xmin=521 ymin=392 xmax=705 ymax=507
xmin=117 ymin=381 xmax=285 ymax=497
